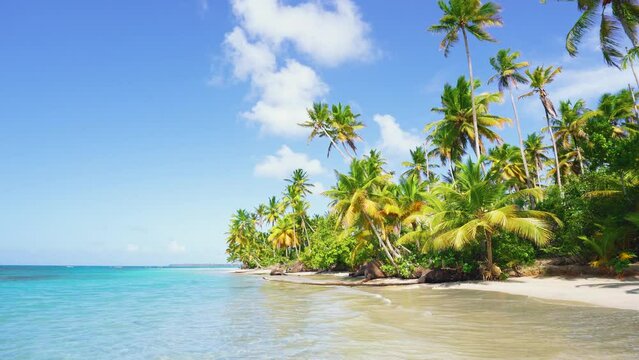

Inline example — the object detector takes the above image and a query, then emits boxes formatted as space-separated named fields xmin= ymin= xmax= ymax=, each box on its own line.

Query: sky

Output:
xmin=1 ymin=0 xmax=636 ymax=265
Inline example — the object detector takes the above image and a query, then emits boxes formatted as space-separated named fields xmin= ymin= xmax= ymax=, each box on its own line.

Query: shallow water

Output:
xmin=1 ymin=266 xmax=637 ymax=359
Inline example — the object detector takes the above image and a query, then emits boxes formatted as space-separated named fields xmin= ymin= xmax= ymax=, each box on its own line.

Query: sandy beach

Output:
xmin=432 ymin=276 xmax=639 ymax=311
xmin=241 ymin=269 xmax=639 ymax=311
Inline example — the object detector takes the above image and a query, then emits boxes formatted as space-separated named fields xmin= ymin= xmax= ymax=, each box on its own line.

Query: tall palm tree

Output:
xmin=429 ymin=0 xmax=503 ymax=159
xmin=488 ymin=48 xmax=532 ymax=187
xmin=422 ymin=158 xmax=560 ymax=278
xmin=524 ymin=133 xmax=550 ymax=186
xmin=521 ymin=65 xmax=564 ymax=188
xmin=430 ymin=76 xmax=511 ymax=157
xmin=427 ymin=124 xmax=462 ymax=182
xmin=300 ymin=102 xmax=351 ymax=160
xmin=553 ymin=100 xmax=600 ymax=173
xmin=564 ymin=0 xmax=639 ymax=67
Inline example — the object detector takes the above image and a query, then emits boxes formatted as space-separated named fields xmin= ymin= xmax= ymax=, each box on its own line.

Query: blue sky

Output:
xmin=1 ymin=0 xmax=636 ymax=265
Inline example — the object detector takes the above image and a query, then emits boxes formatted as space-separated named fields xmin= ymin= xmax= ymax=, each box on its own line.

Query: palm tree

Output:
xmin=331 ymin=103 xmax=365 ymax=158
xmin=488 ymin=144 xmax=527 ymax=187
xmin=599 ymin=89 xmax=638 ymax=129
xmin=622 ymin=46 xmax=639 ymax=91
xmin=268 ymin=215 xmax=300 ymax=253
xmin=324 ymin=157 xmax=400 ymax=265
xmin=488 ymin=48 xmax=532 ymax=187
xmin=565 ymin=0 xmax=639 ymax=67
xmin=422 ymin=158 xmax=560 ymax=278
xmin=264 ymin=196 xmax=283 ymax=226
xmin=429 ymin=0 xmax=503 ymax=159
xmin=521 ymin=65 xmax=564 ymax=188
xmin=402 ymin=146 xmax=431 ymax=182
xmin=427 ymin=124 xmax=462 ymax=182
xmin=430 ymin=76 xmax=510 ymax=157
xmin=553 ymin=100 xmax=599 ymax=173
xmin=524 ymin=133 xmax=550 ymax=186
xmin=300 ymin=102 xmax=351 ymax=160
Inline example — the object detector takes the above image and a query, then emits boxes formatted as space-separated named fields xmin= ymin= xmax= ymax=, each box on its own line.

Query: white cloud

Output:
xmin=231 ymin=0 xmax=373 ymax=66
xmin=372 ymin=114 xmax=422 ymax=157
xmin=242 ymin=59 xmax=328 ymax=136
xmin=224 ymin=27 xmax=276 ymax=81
xmin=311 ymin=182 xmax=326 ymax=195
xmin=254 ymin=145 xmax=325 ymax=179
xmin=223 ymin=0 xmax=374 ymax=137
xmin=168 ymin=240 xmax=186 ymax=254
xmin=550 ymin=66 xmax=636 ymax=102
xmin=125 ymin=244 xmax=139 ymax=252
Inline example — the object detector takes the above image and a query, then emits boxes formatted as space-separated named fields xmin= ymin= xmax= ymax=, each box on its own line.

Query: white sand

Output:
xmin=432 ymin=276 xmax=639 ymax=311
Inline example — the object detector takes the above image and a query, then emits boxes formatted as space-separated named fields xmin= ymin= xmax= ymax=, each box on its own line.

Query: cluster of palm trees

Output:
xmin=226 ymin=169 xmax=315 ymax=265
xmin=225 ymin=0 xmax=639 ymax=275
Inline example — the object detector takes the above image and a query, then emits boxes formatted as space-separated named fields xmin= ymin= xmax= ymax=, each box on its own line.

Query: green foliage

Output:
xmin=493 ymin=232 xmax=536 ymax=268
xmin=299 ymin=215 xmax=362 ymax=271
xmin=539 ymin=171 xmax=639 ymax=259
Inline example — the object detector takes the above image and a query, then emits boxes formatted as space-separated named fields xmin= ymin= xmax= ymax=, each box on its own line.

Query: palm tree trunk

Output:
xmin=461 ymin=28 xmax=481 ymax=161
xmin=544 ymin=111 xmax=562 ymax=188
xmin=485 ymin=231 xmax=494 ymax=277
xmin=509 ymin=85 xmax=532 ymax=188
xmin=448 ymin=158 xmax=456 ymax=183
xmin=425 ymin=152 xmax=431 ymax=191
xmin=364 ymin=214 xmax=397 ymax=267
xmin=629 ymin=57 xmax=639 ymax=93
xmin=535 ymin=156 xmax=543 ymax=186
xmin=320 ymin=126 xmax=351 ymax=161
xmin=576 ymin=146 xmax=585 ymax=174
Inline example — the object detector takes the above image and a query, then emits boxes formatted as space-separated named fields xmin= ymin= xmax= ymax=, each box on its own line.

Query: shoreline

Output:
xmin=235 ymin=269 xmax=639 ymax=311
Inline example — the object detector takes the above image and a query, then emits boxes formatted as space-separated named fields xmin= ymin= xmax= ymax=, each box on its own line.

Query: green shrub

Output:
xmin=493 ymin=232 xmax=536 ymax=268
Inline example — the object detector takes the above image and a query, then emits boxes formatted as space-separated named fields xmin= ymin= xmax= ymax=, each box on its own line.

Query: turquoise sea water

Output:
xmin=1 ymin=266 xmax=639 ymax=359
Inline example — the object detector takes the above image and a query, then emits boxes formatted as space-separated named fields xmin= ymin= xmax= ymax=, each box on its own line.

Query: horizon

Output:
xmin=2 ymin=0 xmax=636 ymax=265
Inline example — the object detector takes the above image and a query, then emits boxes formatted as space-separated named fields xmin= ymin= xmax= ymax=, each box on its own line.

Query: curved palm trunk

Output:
xmin=461 ymin=28 xmax=482 ymax=161
xmin=543 ymin=109 xmax=563 ymax=188
xmin=448 ymin=158 xmax=456 ymax=183
xmin=508 ymin=85 xmax=532 ymax=188
xmin=364 ymin=214 xmax=398 ymax=267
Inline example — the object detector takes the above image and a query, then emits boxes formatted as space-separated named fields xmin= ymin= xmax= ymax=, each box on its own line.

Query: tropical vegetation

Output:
xmin=225 ymin=0 xmax=639 ymax=279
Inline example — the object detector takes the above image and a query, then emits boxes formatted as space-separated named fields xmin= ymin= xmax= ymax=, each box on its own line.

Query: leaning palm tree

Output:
xmin=521 ymin=65 xmax=564 ymax=188
xmin=553 ymin=100 xmax=600 ymax=173
xmin=564 ymin=0 xmax=639 ymax=67
xmin=430 ymin=76 xmax=511 ymax=157
xmin=488 ymin=49 xmax=532 ymax=187
xmin=429 ymin=0 xmax=503 ymax=159
xmin=424 ymin=158 xmax=560 ymax=278
xmin=324 ymin=157 xmax=400 ymax=265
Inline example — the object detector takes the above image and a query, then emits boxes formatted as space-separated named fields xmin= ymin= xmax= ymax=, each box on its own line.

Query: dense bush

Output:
xmin=493 ymin=233 xmax=536 ymax=268
xmin=299 ymin=215 xmax=363 ymax=271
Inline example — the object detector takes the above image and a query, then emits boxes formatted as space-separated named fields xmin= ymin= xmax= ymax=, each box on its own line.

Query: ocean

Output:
xmin=1 ymin=266 xmax=638 ymax=359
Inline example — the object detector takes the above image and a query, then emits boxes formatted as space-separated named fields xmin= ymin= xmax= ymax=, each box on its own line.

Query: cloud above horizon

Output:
xmin=254 ymin=145 xmax=325 ymax=179
xmin=373 ymin=114 xmax=422 ymax=158
xmin=223 ymin=0 xmax=374 ymax=137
